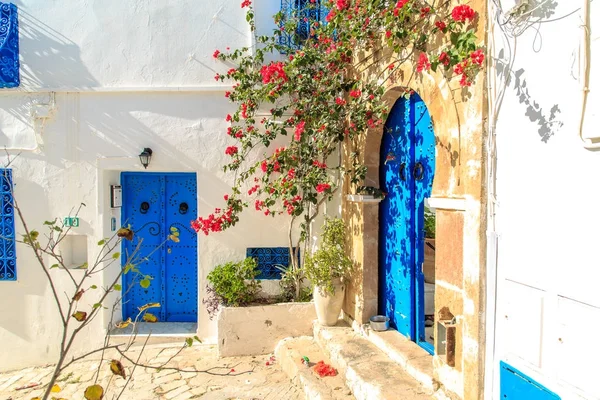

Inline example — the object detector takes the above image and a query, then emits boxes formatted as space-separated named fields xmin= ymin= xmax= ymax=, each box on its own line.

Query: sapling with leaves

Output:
xmin=2 ymin=166 xmax=248 ymax=400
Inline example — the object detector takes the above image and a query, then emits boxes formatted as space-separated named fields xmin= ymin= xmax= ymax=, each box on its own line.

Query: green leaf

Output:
xmin=93 ymin=303 xmax=102 ymax=309
xmin=90 ymin=285 xmax=98 ymax=289
xmin=84 ymin=384 xmax=104 ymax=400
xmin=112 ymin=252 xmax=120 ymax=259
xmin=185 ymin=337 xmax=193 ymax=347
xmin=142 ymin=312 xmax=158 ymax=323
xmin=72 ymin=311 xmax=87 ymax=322
xmin=44 ymin=220 xmax=56 ymax=226
xmin=50 ymin=264 xmax=59 ymax=269
xmin=138 ymin=302 xmax=160 ymax=312
xmin=113 ymin=284 xmax=122 ymax=291
xmin=97 ymin=239 xmax=106 ymax=246
xmin=123 ymin=264 xmax=133 ymax=274
xmin=77 ymin=262 xmax=88 ymax=269
xmin=140 ymin=279 xmax=151 ymax=289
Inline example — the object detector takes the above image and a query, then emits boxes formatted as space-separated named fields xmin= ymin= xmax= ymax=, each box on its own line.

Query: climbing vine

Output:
xmin=193 ymin=0 xmax=484 ymax=284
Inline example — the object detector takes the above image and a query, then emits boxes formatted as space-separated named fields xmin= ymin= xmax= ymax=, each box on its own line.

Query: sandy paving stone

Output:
xmin=0 ymin=344 xmax=302 ymax=400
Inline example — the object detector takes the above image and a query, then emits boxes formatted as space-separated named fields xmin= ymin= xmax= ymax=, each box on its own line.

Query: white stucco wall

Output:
xmin=0 ymin=0 xmax=297 ymax=372
xmin=490 ymin=1 xmax=600 ymax=399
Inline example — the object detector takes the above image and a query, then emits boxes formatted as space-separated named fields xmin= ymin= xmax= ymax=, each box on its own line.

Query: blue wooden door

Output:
xmin=121 ymin=172 xmax=198 ymax=322
xmin=379 ymin=93 xmax=435 ymax=351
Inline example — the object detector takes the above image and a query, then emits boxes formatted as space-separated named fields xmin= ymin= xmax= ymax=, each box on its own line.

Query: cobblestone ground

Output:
xmin=0 ymin=343 xmax=302 ymax=400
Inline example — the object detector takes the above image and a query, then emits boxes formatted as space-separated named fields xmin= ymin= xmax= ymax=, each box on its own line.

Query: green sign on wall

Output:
xmin=64 ymin=217 xmax=80 ymax=227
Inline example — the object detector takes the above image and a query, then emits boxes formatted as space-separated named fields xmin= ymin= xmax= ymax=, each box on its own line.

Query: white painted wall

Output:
xmin=490 ymin=1 xmax=600 ymax=399
xmin=0 ymin=0 xmax=297 ymax=372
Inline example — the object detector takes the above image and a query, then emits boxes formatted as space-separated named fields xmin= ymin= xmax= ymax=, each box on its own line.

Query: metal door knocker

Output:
xmin=399 ymin=162 xmax=407 ymax=181
xmin=140 ymin=201 xmax=150 ymax=214
xmin=179 ymin=202 xmax=189 ymax=215
xmin=413 ymin=162 xmax=424 ymax=180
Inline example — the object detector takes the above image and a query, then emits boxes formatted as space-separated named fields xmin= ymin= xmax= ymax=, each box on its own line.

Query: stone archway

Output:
xmin=342 ymin=79 xmax=488 ymax=399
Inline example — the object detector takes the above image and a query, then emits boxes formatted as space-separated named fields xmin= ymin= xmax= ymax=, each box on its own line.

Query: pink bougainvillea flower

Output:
xmin=439 ymin=52 xmax=450 ymax=66
xmin=213 ymin=49 xmax=220 ymax=59
xmin=225 ymin=146 xmax=238 ymax=156
xmin=417 ymin=53 xmax=430 ymax=72
xmin=435 ymin=20 xmax=447 ymax=30
xmin=294 ymin=121 xmax=306 ymax=141
xmin=470 ymin=49 xmax=485 ymax=66
xmin=336 ymin=0 xmax=349 ymax=10
xmin=316 ymin=183 xmax=331 ymax=193
xmin=451 ymin=5 xmax=476 ymax=22
xmin=349 ymin=89 xmax=361 ymax=98
xmin=240 ymin=0 xmax=251 ymax=8
xmin=460 ymin=74 xmax=472 ymax=87
xmin=260 ymin=62 xmax=288 ymax=85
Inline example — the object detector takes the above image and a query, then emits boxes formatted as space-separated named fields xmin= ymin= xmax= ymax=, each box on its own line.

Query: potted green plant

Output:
xmin=304 ymin=217 xmax=353 ymax=326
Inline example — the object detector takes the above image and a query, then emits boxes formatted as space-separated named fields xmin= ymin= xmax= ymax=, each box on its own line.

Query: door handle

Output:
xmin=413 ymin=162 xmax=424 ymax=180
xmin=399 ymin=162 xmax=407 ymax=181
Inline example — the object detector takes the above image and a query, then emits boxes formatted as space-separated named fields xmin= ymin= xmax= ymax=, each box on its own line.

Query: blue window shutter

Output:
xmin=278 ymin=0 xmax=328 ymax=50
xmin=0 ymin=2 xmax=20 ymax=88
xmin=246 ymin=247 xmax=300 ymax=280
xmin=0 ymin=169 xmax=16 ymax=281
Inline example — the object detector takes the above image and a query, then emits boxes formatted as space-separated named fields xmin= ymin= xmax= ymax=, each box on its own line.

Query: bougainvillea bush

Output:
xmin=193 ymin=0 xmax=484 ymax=298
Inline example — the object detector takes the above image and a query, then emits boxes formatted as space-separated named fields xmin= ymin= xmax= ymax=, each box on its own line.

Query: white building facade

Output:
xmin=0 ymin=0 xmax=288 ymax=372
xmin=487 ymin=1 xmax=600 ymax=399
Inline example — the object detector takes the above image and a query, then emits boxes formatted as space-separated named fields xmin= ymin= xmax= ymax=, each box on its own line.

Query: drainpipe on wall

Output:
xmin=579 ymin=0 xmax=600 ymax=150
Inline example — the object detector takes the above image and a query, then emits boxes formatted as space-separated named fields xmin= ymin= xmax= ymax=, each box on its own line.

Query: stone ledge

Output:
xmin=217 ymin=302 xmax=316 ymax=357
xmin=275 ymin=336 xmax=354 ymax=400
xmin=346 ymin=194 xmax=383 ymax=203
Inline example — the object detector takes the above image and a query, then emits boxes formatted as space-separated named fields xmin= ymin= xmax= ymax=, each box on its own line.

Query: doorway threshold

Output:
xmin=109 ymin=322 xmax=197 ymax=339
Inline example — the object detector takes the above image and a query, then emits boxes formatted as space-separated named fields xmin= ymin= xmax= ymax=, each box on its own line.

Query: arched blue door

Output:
xmin=379 ymin=92 xmax=435 ymax=352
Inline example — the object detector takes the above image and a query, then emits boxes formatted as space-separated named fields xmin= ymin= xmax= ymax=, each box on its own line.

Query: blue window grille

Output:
xmin=246 ymin=247 xmax=300 ymax=280
xmin=0 ymin=2 xmax=20 ymax=88
xmin=0 ymin=169 xmax=15 ymax=281
xmin=278 ymin=0 xmax=328 ymax=50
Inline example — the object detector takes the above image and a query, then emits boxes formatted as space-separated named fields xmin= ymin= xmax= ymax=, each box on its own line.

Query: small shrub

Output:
xmin=277 ymin=265 xmax=313 ymax=303
xmin=304 ymin=218 xmax=353 ymax=296
xmin=206 ymin=257 xmax=261 ymax=309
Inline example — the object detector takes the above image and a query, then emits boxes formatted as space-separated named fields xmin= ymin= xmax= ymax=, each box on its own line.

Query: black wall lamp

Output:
xmin=139 ymin=148 xmax=153 ymax=169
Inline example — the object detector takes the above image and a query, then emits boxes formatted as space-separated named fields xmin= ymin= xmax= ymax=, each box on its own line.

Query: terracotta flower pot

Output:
xmin=313 ymin=278 xmax=345 ymax=326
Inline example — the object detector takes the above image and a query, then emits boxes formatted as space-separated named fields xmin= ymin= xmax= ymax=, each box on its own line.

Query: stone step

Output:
xmin=275 ymin=336 xmax=355 ymax=400
xmin=108 ymin=322 xmax=198 ymax=346
xmin=313 ymin=322 xmax=435 ymax=400
xmin=353 ymin=323 xmax=437 ymax=392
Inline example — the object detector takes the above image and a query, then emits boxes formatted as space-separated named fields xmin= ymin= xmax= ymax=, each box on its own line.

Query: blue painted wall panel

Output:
xmin=500 ymin=362 xmax=561 ymax=400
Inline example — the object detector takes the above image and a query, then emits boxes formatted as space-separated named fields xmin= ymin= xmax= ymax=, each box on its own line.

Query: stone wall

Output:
xmin=217 ymin=302 xmax=316 ymax=357
xmin=340 ymin=0 xmax=488 ymax=398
